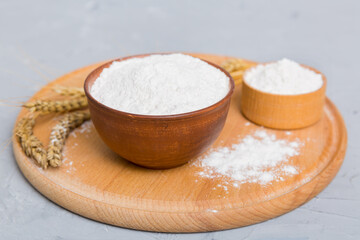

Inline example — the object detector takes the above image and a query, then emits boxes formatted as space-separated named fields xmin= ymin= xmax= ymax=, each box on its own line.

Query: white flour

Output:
xmin=91 ymin=53 xmax=230 ymax=115
xmin=193 ymin=130 xmax=301 ymax=185
xmin=244 ymin=58 xmax=323 ymax=95
xmin=69 ymin=121 xmax=92 ymax=138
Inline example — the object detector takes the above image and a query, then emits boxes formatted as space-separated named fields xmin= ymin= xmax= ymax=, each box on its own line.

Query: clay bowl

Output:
xmin=84 ymin=53 xmax=235 ymax=169
xmin=241 ymin=65 xmax=327 ymax=130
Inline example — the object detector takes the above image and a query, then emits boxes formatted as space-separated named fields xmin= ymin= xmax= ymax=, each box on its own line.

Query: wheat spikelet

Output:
xmin=53 ymin=86 xmax=85 ymax=98
xmin=15 ymin=115 xmax=48 ymax=168
xmin=221 ymin=58 xmax=255 ymax=73
xmin=23 ymin=97 xmax=88 ymax=114
xmin=221 ymin=58 xmax=257 ymax=85
xmin=47 ymin=111 xmax=90 ymax=167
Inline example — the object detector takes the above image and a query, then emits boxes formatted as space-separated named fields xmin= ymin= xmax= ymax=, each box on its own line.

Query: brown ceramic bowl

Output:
xmin=84 ymin=53 xmax=235 ymax=169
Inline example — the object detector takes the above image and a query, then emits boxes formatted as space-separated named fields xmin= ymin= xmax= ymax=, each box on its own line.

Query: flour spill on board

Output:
xmin=193 ymin=130 xmax=301 ymax=185
xmin=69 ymin=121 xmax=92 ymax=138
xmin=62 ymin=121 xmax=93 ymax=174
xmin=62 ymin=157 xmax=77 ymax=174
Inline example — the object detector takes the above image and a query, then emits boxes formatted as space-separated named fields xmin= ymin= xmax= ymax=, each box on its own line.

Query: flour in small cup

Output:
xmin=244 ymin=58 xmax=323 ymax=95
xmin=90 ymin=53 xmax=231 ymax=115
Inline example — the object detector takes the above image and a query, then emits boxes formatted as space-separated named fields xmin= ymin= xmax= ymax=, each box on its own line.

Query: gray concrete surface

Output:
xmin=0 ymin=0 xmax=359 ymax=239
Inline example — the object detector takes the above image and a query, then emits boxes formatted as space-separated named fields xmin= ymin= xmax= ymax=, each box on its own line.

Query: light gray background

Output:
xmin=0 ymin=0 xmax=359 ymax=239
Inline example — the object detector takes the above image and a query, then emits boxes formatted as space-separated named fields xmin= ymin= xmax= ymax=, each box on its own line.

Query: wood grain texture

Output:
xmin=12 ymin=53 xmax=347 ymax=232
xmin=241 ymin=66 xmax=327 ymax=130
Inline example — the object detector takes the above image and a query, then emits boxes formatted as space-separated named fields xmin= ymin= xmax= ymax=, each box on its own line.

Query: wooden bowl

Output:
xmin=84 ymin=53 xmax=235 ymax=169
xmin=241 ymin=66 xmax=327 ymax=130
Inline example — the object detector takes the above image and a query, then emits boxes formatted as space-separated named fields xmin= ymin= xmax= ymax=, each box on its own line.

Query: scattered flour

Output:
xmin=193 ymin=130 xmax=301 ymax=185
xmin=244 ymin=58 xmax=323 ymax=95
xmin=62 ymin=157 xmax=77 ymax=174
xmin=207 ymin=209 xmax=218 ymax=213
xmin=70 ymin=121 xmax=92 ymax=138
xmin=62 ymin=122 xmax=93 ymax=174
xmin=90 ymin=53 xmax=230 ymax=115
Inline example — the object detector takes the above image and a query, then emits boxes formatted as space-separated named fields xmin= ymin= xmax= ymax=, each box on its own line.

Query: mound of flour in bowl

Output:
xmin=244 ymin=58 xmax=323 ymax=95
xmin=90 ymin=54 xmax=230 ymax=115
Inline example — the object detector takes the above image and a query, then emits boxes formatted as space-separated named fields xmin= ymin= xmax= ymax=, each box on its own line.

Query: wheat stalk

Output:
xmin=15 ymin=115 xmax=48 ymax=168
xmin=53 ymin=86 xmax=85 ymax=98
xmin=23 ymin=97 xmax=88 ymax=114
xmin=47 ymin=111 xmax=90 ymax=167
xmin=221 ymin=58 xmax=255 ymax=72
xmin=221 ymin=58 xmax=256 ymax=85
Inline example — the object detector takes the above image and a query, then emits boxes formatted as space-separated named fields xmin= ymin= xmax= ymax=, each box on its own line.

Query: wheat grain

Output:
xmin=231 ymin=70 xmax=245 ymax=85
xmin=47 ymin=111 xmax=90 ymax=167
xmin=221 ymin=58 xmax=255 ymax=73
xmin=53 ymin=86 xmax=85 ymax=98
xmin=15 ymin=115 xmax=48 ymax=168
xmin=221 ymin=59 xmax=256 ymax=85
xmin=23 ymin=97 xmax=88 ymax=114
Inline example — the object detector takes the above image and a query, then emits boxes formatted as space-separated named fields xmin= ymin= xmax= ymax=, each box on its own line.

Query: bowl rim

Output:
xmin=242 ymin=63 xmax=327 ymax=97
xmin=84 ymin=52 xmax=235 ymax=120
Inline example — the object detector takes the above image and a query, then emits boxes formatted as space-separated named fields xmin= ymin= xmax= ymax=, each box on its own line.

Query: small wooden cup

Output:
xmin=241 ymin=66 xmax=327 ymax=130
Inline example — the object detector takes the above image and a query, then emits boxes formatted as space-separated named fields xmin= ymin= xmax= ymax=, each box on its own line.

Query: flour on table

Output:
xmin=193 ymin=130 xmax=301 ymax=185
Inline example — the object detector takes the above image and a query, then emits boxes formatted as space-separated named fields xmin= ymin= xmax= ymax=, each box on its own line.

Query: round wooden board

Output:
xmin=13 ymin=54 xmax=347 ymax=232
